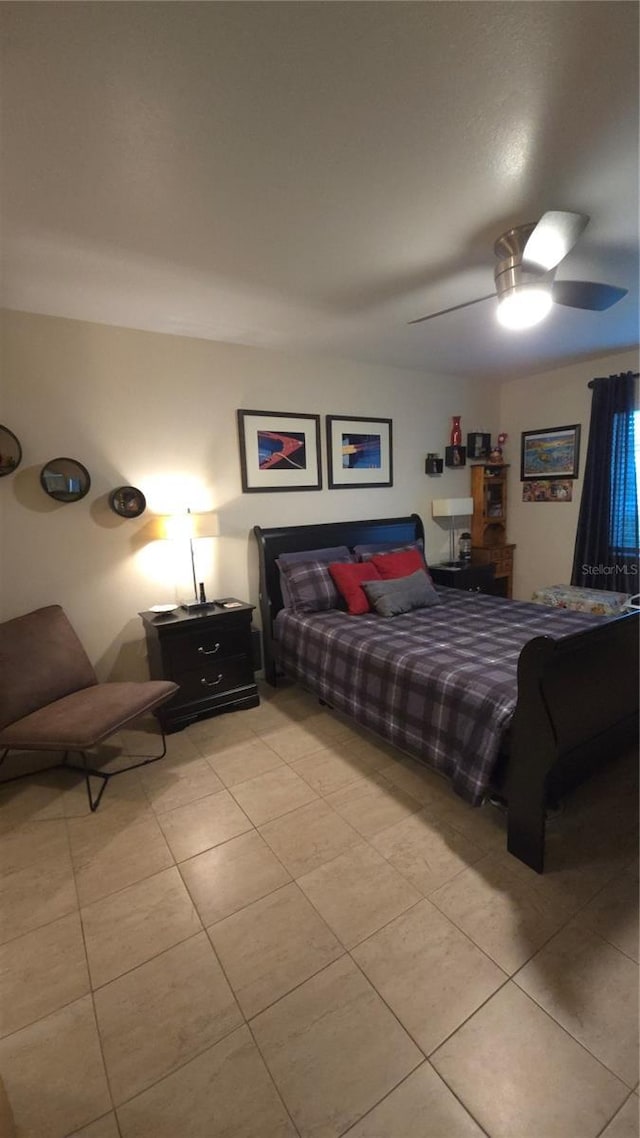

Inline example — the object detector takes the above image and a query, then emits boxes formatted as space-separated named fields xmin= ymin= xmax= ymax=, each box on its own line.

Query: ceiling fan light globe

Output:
xmin=496 ymin=287 xmax=553 ymax=330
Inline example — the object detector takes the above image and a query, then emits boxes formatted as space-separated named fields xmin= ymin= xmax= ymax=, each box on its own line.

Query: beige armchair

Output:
xmin=0 ymin=605 xmax=178 ymax=810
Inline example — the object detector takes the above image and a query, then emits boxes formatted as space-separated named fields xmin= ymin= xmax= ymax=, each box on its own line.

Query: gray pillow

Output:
xmin=362 ymin=569 xmax=441 ymax=617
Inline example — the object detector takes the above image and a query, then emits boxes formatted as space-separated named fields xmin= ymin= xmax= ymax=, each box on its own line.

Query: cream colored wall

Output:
xmin=1 ymin=309 xmax=498 ymax=679
xmin=498 ymin=347 xmax=640 ymax=601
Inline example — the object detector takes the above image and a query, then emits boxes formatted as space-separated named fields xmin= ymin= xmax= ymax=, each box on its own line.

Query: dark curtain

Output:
xmin=572 ymin=371 xmax=639 ymax=592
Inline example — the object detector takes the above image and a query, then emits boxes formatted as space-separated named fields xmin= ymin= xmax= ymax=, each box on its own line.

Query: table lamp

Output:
xmin=431 ymin=498 xmax=474 ymax=566
xmin=161 ymin=509 xmax=220 ymax=609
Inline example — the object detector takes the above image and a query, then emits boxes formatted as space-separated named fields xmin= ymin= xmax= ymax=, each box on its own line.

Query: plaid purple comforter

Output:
xmin=274 ymin=591 xmax=605 ymax=804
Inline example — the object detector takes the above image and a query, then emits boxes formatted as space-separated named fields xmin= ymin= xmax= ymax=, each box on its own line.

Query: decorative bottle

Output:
xmin=450 ymin=416 xmax=462 ymax=446
xmin=459 ymin=532 xmax=472 ymax=563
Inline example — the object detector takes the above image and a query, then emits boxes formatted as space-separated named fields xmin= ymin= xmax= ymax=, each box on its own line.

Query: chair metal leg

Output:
xmin=62 ymin=733 xmax=170 ymax=811
xmin=0 ymin=732 xmax=169 ymax=811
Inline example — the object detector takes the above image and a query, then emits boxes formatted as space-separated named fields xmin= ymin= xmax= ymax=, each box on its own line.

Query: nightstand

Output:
xmin=140 ymin=602 xmax=260 ymax=732
xmin=429 ymin=563 xmax=496 ymax=594
xmin=471 ymin=544 xmax=515 ymax=598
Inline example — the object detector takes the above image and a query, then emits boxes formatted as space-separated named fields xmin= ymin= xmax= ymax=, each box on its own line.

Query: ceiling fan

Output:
xmin=409 ymin=211 xmax=628 ymax=330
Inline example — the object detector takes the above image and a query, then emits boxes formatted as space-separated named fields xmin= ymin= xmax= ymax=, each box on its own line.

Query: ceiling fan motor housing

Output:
xmin=493 ymin=224 xmax=551 ymax=299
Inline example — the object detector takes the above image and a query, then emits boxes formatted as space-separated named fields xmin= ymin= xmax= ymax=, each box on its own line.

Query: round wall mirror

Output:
xmin=0 ymin=425 xmax=22 ymax=476
xmin=40 ymin=457 xmax=91 ymax=503
xmin=109 ymin=485 xmax=146 ymax=518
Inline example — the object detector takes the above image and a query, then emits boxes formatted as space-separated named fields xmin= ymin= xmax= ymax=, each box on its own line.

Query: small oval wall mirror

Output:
xmin=0 ymin=425 xmax=22 ymax=476
xmin=109 ymin=485 xmax=146 ymax=518
xmin=40 ymin=457 xmax=91 ymax=503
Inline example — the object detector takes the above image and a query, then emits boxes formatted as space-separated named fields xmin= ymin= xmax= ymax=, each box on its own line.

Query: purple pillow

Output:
xmin=278 ymin=560 xmax=345 ymax=613
xmin=277 ymin=546 xmax=352 ymax=608
xmin=354 ymin=540 xmax=426 ymax=564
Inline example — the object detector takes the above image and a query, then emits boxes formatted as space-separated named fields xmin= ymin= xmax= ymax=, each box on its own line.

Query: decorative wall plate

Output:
xmin=109 ymin=485 xmax=147 ymax=518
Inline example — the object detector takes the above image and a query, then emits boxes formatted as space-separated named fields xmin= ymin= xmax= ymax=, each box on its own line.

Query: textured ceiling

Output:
xmin=2 ymin=2 xmax=638 ymax=378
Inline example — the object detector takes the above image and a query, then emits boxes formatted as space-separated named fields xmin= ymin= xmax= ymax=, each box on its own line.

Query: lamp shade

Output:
xmin=153 ymin=511 xmax=220 ymax=541
xmin=431 ymin=497 xmax=473 ymax=518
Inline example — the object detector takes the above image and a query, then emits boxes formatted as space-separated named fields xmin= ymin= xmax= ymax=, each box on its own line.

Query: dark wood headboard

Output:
xmin=253 ymin=514 xmax=424 ymax=684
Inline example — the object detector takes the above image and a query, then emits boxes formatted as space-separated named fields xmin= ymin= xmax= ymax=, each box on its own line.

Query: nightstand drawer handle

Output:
xmin=201 ymin=674 xmax=223 ymax=688
xmin=197 ymin=643 xmax=220 ymax=656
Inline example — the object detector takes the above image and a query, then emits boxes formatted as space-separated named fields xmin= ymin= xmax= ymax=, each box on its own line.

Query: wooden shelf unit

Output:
xmin=470 ymin=463 xmax=515 ymax=598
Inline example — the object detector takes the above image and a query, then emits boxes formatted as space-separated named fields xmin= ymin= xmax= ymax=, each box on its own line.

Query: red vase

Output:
xmin=450 ymin=416 xmax=462 ymax=446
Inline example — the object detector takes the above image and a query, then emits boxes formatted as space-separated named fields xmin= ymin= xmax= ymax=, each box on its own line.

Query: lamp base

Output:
xmin=180 ymin=600 xmax=218 ymax=612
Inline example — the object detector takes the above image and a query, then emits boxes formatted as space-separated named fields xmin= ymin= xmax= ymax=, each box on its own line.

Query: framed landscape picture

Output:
xmin=326 ymin=415 xmax=393 ymax=489
xmin=237 ymin=409 xmax=322 ymax=492
xmin=520 ymin=424 xmax=581 ymax=481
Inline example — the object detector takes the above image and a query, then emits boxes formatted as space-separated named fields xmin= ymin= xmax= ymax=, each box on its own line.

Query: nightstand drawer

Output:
xmin=176 ymin=655 xmax=254 ymax=704
xmin=167 ymin=626 xmax=248 ymax=671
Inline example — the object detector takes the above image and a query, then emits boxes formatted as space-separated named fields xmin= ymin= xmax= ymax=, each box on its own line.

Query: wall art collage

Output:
xmin=237 ymin=410 xmax=393 ymax=493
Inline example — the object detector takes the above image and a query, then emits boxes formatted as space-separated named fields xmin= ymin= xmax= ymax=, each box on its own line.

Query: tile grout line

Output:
xmin=104 ymin=864 xmax=307 ymax=1138
xmin=560 ymin=867 xmax=640 ymax=965
xmin=178 ymin=839 xmax=301 ymax=935
xmin=497 ymin=978 xmax=636 ymax=1093
xmin=236 ymin=947 xmax=350 ymax=1024
xmin=106 ymin=1024 xmax=262 ymax=1123
xmin=593 ymin=1089 xmax=638 ymax=1138
xmin=64 ymin=807 xmax=124 ymax=1138
xmin=337 ymin=1056 xmax=493 ymax=1138
xmin=74 ymin=846 xmax=257 ymax=1127
xmin=426 ymin=864 xmax=586 ymax=977
xmin=2 ymin=704 xmax=637 ymax=1138
xmin=243 ymin=1025 xmax=302 ymax=1137
xmin=510 ymin=965 xmax=639 ymax=1092
xmin=74 ymin=793 xmax=255 ymax=1124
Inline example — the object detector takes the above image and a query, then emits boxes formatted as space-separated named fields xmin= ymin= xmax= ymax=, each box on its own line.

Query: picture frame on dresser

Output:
xmin=326 ymin=415 xmax=393 ymax=489
xmin=237 ymin=409 xmax=322 ymax=493
xmin=520 ymin=424 xmax=581 ymax=480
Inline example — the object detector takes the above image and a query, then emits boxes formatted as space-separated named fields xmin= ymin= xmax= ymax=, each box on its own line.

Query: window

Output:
xmin=572 ymin=371 xmax=638 ymax=591
xmin=610 ymin=408 xmax=640 ymax=554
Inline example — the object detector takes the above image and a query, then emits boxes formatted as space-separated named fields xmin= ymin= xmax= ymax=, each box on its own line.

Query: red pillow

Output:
xmin=328 ymin=561 xmax=382 ymax=615
xmin=370 ymin=549 xmax=426 ymax=580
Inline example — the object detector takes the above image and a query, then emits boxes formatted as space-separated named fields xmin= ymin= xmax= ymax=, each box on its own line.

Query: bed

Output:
xmin=254 ymin=514 xmax=639 ymax=874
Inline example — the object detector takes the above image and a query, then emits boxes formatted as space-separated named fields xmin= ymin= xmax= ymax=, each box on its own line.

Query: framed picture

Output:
xmin=522 ymin=479 xmax=573 ymax=502
xmin=237 ymin=409 xmax=322 ymax=493
xmin=520 ymin=424 xmax=581 ymax=480
xmin=326 ymin=415 xmax=393 ymax=489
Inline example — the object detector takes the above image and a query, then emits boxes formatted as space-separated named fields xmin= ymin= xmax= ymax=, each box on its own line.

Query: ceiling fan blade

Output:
xmin=521 ymin=211 xmax=589 ymax=273
xmin=552 ymin=280 xmax=628 ymax=311
xmin=408 ymin=293 xmax=495 ymax=325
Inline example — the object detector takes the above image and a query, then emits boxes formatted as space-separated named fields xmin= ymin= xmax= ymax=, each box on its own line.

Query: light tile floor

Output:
xmin=0 ymin=681 xmax=637 ymax=1138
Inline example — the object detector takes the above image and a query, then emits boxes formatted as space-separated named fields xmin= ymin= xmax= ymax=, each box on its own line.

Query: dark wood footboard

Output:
xmin=506 ymin=610 xmax=639 ymax=872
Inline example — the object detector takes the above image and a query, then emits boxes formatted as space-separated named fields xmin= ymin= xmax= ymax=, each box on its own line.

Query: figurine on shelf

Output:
xmin=488 ymin=432 xmax=508 ymax=464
